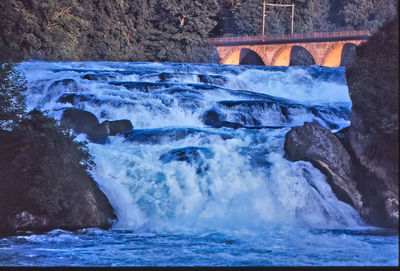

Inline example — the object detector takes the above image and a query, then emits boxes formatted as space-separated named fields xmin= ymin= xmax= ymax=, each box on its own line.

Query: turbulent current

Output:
xmin=1 ymin=61 xmax=397 ymax=266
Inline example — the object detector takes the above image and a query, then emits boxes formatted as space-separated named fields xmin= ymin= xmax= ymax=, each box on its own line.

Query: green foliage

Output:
xmin=0 ymin=0 xmax=90 ymax=61
xmin=0 ymin=0 xmax=221 ymax=63
xmin=233 ymin=0 xmax=264 ymax=35
xmin=135 ymin=0 xmax=220 ymax=63
xmin=342 ymin=0 xmax=398 ymax=30
xmin=0 ymin=109 xmax=95 ymax=218
xmin=214 ymin=0 xmax=333 ymax=36
xmin=0 ymin=61 xmax=115 ymax=233
xmin=212 ymin=0 xmax=397 ymax=37
xmin=0 ymin=63 xmax=96 ymax=223
xmin=0 ymin=63 xmax=26 ymax=129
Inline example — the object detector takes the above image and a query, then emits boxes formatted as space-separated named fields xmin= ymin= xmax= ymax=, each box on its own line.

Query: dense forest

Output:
xmin=0 ymin=0 xmax=398 ymax=63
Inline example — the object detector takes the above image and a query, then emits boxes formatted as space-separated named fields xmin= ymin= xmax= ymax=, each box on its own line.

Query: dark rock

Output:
xmin=201 ymin=109 xmax=226 ymax=127
xmin=284 ymin=122 xmax=363 ymax=212
xmin=48 ymin=79 xmax=79 ymax=92
xmin=60 ymin=108 xmax=107 ymax=143
xmin=345 ymin=16 xmax=399 ymax=228
xmin=219 ymin=121 xmax=244 ymax=129
xmin=124 ymin=128 xmax=233 ymax=144
xmin=100 ymin=119 xmax=133 ymax=136
xmin=57 ymin=94 xmax=96 ymax=106
xmin=159 ymin=146 xmax=213 ymax=164
xmin=109 ymin=81 xmax=174 ymax=93
xmin=334 ymin=126 xmax=350 ymax=144
xmin=0 ymin=111 xmax=117 ymax=236
xmin=61 ymin=108 xmax=99 ymax=133
xmin=159 ymin=72 xmax=174 ymax=82
xmin=160 ymin=146 xmax=214 ymax=175
xmin=82 ymin=73 xmax=113 ymax=81
xmin=198 ymin=74 xmax=228 ymax=86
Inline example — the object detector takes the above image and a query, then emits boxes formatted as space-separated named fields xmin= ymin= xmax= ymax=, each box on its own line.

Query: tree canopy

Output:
xmin=0 ymin=0 xmax=398 ymax=62
xmin=210 ymin=0 xmax=398 ymax=37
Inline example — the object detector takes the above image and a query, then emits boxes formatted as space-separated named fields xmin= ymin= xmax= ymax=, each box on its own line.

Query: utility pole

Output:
xmin=262 ymin=0 xmax=266 ymax=36
xmin=291 ymin=3 xmax=294 ymax=35
xmin=263 ymin=2 xmax=295 ymax=35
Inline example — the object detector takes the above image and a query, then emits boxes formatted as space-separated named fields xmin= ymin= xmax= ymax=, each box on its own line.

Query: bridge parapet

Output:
xmin=210 ymin=30 xmax=373 ymax=45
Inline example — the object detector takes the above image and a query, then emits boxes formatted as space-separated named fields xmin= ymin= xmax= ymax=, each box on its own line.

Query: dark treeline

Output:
xmin=1 ymin=0 xmax=398 ymax=63
xmin=0 ymin=0 xmax=220 ymax=63
xmin=211 ymin=0 xmax=398 ymax=37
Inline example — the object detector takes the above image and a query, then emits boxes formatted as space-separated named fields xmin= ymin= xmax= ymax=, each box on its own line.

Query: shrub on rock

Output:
xmin=0 ymin=110 xmax=117 ymax=235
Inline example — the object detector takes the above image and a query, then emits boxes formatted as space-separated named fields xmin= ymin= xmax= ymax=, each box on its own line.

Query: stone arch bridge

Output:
xmin=210 ymin=30 xmax=372 ymax=67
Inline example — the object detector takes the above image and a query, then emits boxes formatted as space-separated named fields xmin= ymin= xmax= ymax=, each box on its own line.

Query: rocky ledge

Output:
xmin=345 ymin=15 xmax=399 ymax=228
xmin=0 ymin=111 xmax=117 ymax=236
xmin=284 ymin=16 xmax=398 ymax=228
xmin=60 ymin=108 xmax=133 ymax=143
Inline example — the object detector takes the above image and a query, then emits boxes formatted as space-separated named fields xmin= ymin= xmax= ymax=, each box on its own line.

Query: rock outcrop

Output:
xmin=284 ymin=122 xmax=363 ymax=212
xmin=60 ymin=108 xmax=134 ymax=143
xmin=61 ymin=108 xmax=108 ymax=143
xmin=100 ymin=119 xmax=133 ymax=136
xmin=284 ymin=16 xmax=399 ymax=228
xmin=0 ymin=110 xmax=117 ymax=236
xmin=345 ymin=16 xmax=399 ymax=228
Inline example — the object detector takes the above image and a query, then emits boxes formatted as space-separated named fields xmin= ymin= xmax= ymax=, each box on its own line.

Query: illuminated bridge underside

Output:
xmin=211 ymin=31 xmax=371 ymax=67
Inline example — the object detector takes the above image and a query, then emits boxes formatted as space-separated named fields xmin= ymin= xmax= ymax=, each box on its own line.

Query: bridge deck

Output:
xmin=210 ymin=30 xmax=373 ymax=46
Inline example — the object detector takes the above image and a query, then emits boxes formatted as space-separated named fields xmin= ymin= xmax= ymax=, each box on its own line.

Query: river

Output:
xmin=1 ymin=61 xmax=397 ymax=266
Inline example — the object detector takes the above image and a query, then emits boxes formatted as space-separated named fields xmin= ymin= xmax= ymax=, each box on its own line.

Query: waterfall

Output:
xmin=19 ymin=61 xmax=361 ymax=232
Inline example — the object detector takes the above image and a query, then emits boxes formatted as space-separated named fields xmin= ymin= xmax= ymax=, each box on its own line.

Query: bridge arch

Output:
xmin=322 ymin=41 xmax=360 ymax=67
xmin=290 ymin=45 xmax=316 ymax=66
xmin=221 ymin=47 xmax=269 ymax=66
xmin=271 ymin=45 xmax=317 ymax=66
xmin=271 ymin=44 xmax=318 ymax=66
xmin=239 ymin=48 xmax=266 ymax=65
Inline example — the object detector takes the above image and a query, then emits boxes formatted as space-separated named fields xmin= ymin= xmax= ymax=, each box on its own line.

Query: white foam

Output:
xmin=224 ymin=67 xmax=351 ymax=104
xmin=18 ymin=60 xmax=362 ymax=233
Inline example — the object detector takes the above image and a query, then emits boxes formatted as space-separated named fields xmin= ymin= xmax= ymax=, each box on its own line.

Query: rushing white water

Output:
xmin=5 ymin=60 xmax=396 ymax=266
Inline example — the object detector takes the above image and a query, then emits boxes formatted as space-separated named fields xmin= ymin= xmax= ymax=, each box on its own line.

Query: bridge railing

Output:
xmin=209 ymin=30 xmax=373 ymax=44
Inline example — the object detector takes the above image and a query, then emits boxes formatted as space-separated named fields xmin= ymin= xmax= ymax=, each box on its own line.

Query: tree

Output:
xmin=230 ymin=0 xmax=332 ymax=36
xmin=0 ymin=0 xmax=90 ymax=61
xmin=137 ymin=0 xmax=220 ymax=63
xmin=0 ymin=63 xmax=26 ymax=129
xmin=342 ymin=0 xmax=398 ymax=30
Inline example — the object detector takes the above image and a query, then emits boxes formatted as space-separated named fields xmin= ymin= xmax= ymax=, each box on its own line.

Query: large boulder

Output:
xmin=345 ymin=16 xmax=399 ymax=228
xmin=48 ymin=79 xmax=80 ymax=93
xmin=100 ymin=119 xmax=133 ymax=136
xmin=60 ymin=108 xmax=108 ymax=143
xmin=61 ymin=109 xmax=134 ymax=143
xmin=284 ymin=122 xmax=363 ymax=212
xmin=0 ymin=111 xmax=117 ymax=236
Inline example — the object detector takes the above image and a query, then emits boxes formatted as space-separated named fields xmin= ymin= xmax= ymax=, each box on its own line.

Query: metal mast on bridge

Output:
xmin=262 ymin=1 xmax=295 ymax=36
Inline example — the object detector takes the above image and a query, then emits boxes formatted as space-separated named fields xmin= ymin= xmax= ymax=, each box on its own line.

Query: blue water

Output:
xmin=0 ymin=228 xmax=398 ymax=266
xmin=1 ymin=61 xmax=397 ymax=266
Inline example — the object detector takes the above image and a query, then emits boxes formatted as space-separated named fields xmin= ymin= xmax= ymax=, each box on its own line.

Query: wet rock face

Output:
xmin=159 ymin=146 xmax=213 ymax=164
xmin=60 ymin=109 xmax=134 ymax=143
xmin=345 ymin=16 xmax=399 ymax=228
xmin=0 ymin=111 xmax=117 ymax=236
xmin=61 ymin=108 xmax=107 ymax=143
xmin=100 ymin=119 xmax=133 ymax=136
xmin=57 ymin=94 xmax=96 ymax=106
xmin=48 ymin=79 xmax=80 ymax=93
xmin=284 ymin=122 xmax=363 ymax=212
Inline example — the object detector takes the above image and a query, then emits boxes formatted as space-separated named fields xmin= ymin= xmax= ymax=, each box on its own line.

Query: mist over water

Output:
xmin=1 ymin=61 xmax=396 ymax=266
